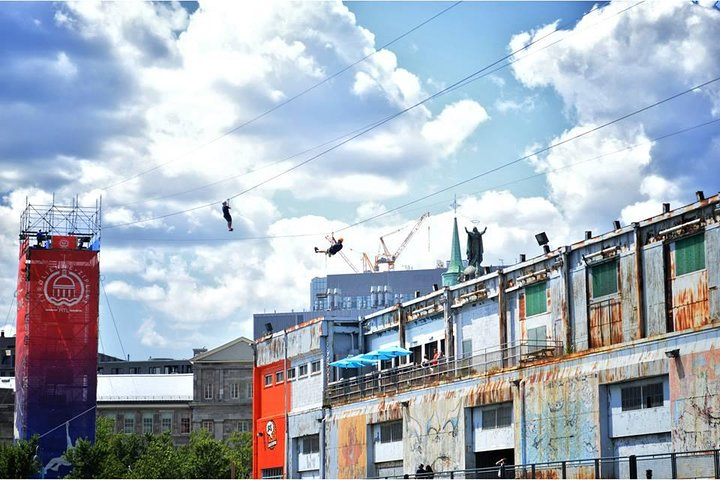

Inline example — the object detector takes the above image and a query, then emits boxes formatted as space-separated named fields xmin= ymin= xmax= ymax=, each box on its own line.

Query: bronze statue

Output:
xmin=465 ymin=226 xmax=487 ymax=270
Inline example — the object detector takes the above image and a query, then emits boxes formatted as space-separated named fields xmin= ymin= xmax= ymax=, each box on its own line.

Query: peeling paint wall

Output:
xmin=570 ymin=267 xmax=589 ymax=351
xmin=670 ymin=347 xmax=720 ymax=450
xmin=405 ymin=392 xmax=465 ymax=473
xmin=620 ymin=252 xmax=640 ymax=342
xmin=707 ymin=226 xmax=720 ymax=321
xmin=523 ymin=372 xmax=599 ymax=463
xmin=329 ymin=413 xmax=367 ymax=479
xmin=643 ymin=243 xmax=667 ymax=337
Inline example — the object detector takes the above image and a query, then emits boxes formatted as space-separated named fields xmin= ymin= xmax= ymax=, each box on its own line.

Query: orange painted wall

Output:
xmin=253 ymin=359 xmax=290 ymax=478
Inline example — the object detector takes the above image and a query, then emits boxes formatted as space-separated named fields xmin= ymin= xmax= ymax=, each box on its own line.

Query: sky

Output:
xmin=1 ymin=0 xmax=719 ymax=361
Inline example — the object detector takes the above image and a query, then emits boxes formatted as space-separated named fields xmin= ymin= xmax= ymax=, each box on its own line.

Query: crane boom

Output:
xmin=375 ymin=212 xmax=430 ymax=270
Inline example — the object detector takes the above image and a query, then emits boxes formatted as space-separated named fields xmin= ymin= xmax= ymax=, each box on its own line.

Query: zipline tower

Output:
xmin=15 ymin=198 xmax=101 ymax=478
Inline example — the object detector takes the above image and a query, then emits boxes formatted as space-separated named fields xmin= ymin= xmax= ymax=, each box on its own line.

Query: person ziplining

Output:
xmin=222 ymin=200 xmax=233 ymax=231
xmin=314 ymin=234 xmax=343 ymax=256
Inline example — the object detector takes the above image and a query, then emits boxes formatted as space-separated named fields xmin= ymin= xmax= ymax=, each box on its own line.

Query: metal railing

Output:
xmin=326 ymin=339 xmax=563 ymax=404
xmin=374 ymin=449 xmax=720 ymax=479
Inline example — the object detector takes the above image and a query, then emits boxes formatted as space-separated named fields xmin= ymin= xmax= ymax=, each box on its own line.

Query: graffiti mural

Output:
xmin=405 ymin=393 xmax=464 ymax=473
xmin=336 ymin=414 xmax=367 ymax=479
xmin=671 ymin=347 xmax=720 ymax=450
xmin=524 ymin=373 xmax=599 ymax=463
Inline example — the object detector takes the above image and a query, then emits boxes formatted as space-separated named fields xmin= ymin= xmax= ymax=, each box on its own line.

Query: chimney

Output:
xmin=696 ymin=191 xmax=705 ymax=201
xmin=519 ymin=254 xmax=526 ymax=262
xmin=613 ymin=220 xmax=621 ymax=230
xmin=663 ymin=203 xmax=670 ymax=214
xmin=585 ymin=231 xmax=592 ymax=240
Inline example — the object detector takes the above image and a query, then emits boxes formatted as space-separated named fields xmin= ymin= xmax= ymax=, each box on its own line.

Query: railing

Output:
xmin=326 ymin=339 xmax=563 ymax=404
xmin=374 ymin=449 xmax=720 ymax=479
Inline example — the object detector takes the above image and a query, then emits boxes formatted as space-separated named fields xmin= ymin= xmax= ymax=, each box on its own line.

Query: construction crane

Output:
xmin=374 ymin=212 xmax=430 ymax=271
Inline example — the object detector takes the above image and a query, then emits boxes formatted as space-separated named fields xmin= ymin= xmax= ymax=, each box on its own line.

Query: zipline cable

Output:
xmin=102 ymin=115 xmax=720 ymax=242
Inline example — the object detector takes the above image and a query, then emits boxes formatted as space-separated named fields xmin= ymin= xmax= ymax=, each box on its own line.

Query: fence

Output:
xmin=326 ymin=339 xmax=563 ymax=404
xmin=375 ymin=449 xmax=720 ymax=479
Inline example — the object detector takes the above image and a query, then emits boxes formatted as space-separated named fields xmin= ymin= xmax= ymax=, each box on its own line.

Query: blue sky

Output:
xmin=0 ymin=1 xmax=718 ymax=360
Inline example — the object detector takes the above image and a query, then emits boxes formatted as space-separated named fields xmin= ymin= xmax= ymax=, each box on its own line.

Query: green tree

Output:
xmin=128 ymin=433 xmax=185 ymax=479
xmin=0 ymin=435 xmax=41 ymax=479
xmin=183 ymin=429 xmax=230 ymax=479
xmin=225 ymin=432 xmax=252 ymax=479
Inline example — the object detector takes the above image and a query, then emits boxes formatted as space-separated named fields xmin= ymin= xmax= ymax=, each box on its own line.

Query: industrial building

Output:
xmin=253 ymin=267 xmax=446 ymax=340
xmin=254 ymin=193 xmax=720 ymax=479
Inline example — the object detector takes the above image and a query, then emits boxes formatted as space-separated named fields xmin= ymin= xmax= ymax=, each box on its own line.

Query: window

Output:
xmin=204 ymin=383 xmax=213 ymax=400
xmin=462 ymin=339 xmax=472 ymax=358
xmin=287 ymin=367 xmax=296 ymax=381
xmin=592 ymin=259 xmax=618 ymax=297
xmin=245 ymin=382 xmax=253 ymax=398
xmin=202 ymin=420 xmax=214 ymax=433
xmin=301 ymin=434 xmax=320 ymax=454
xmin=124 ymin=417 xmax=135 ymax=434
xmin=275 ymin=371 xmax=284 ymax=383
xmin=230 ymin=383 xmax=240 ymax=399
xmin=298 ymin=364 xmax=308 ymax=377
xmin=111 ymin=367 xmax=120 ymax=374
xmin=161 ymin=414 xmax=172 ymax=433
xmin=527 ymin=325 xmax=547 ymax=353
xmin=525 ymin=282 xmax=547 ymax=316
xmin=261 ymin=467 xmax=283 ymax=478
xmin=264 ymin=374 xmax=273 ymax=387
xmin=143 ymin=415 xmax=153 ymax=434
xmin=379 ymin=421 xmax=403 ymax=443
xmin=180 ymin=417 xmax=191 ymax=434
xmin=311 ymin=360 xmax=321 ymax=374
xmin=129 ymin=367 xmax=140 ymax=374
xmin=675 ymin=234 xmax=705 ymax=276
xmin=237 ymin=420 xmax=251 ymax=432
xmin=621 ymin=382 xmax=664 ymax=411
xmin=149 ymin=366 xmax=161 ymax=374
xmin=482 ymin=404 xmax=512 ymax=429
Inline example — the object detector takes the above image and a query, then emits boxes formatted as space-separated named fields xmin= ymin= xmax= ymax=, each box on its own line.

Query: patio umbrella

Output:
xmin=356 ymin=349 xmax=394 ymax=363
xmin=377 ymin=345 xmax=412 ymax=358
xmin=330 ymin=357 xmax=370 ymax=369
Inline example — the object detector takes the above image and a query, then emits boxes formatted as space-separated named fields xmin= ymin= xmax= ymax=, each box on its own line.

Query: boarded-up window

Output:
xmin=675 ymin=234 xmax=705 ymax=276
xmin=527 ymin=325 xmax=547 ymax=353
xmin=525 ymin=282 xmax=547 ymax=317
xmin=592 ymin=259 xmax=618 ymax=298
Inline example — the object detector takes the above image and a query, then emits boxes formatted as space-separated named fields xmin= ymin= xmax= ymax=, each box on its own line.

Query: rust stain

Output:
xmin=672 ymin=272 xmax=709 ymax=331
xmin=589 ymin=299 xmax=622 ymax=348
xmin=465 ymin=380 xmax=512 ymax=407
xmin=368 ymin=398 xmax=403 ymax=423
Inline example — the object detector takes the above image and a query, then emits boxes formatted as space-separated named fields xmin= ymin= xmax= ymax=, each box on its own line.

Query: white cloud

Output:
xmin=421 ymin=100 xmax=489 ymax=156
xmin=138 ymin=319 xmax=169 ymax=347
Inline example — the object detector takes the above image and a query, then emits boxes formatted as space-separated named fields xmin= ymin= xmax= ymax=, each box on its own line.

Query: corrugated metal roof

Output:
xmin=97 ymin=374 xmax=193 ymax=402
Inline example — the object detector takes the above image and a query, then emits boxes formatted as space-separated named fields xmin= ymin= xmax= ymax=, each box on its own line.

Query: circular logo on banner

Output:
xmin=266 ymin=420 xmax=277 ymax=449
xmin=58 ymin=238 xmax=70 ymax=249
xmin=43 ymin=269 xmax=86 ymax=306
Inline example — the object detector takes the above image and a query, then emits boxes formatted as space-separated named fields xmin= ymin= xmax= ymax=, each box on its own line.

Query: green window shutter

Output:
xmin=592 ymin=259 xmax=618 ymax=298
xmin=525 ymin=282 xmax=547 ymax=316
xmin=675 ymin=234 xmax=705 ymax=276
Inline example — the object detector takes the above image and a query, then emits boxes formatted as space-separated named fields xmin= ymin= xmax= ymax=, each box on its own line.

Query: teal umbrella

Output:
xmin=377 ymin=345 xmax=412 ymax=358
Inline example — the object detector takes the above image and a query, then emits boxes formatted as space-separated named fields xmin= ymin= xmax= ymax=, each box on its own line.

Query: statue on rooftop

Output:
xmin=465 ymin=225 xmax=487 ymax=271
